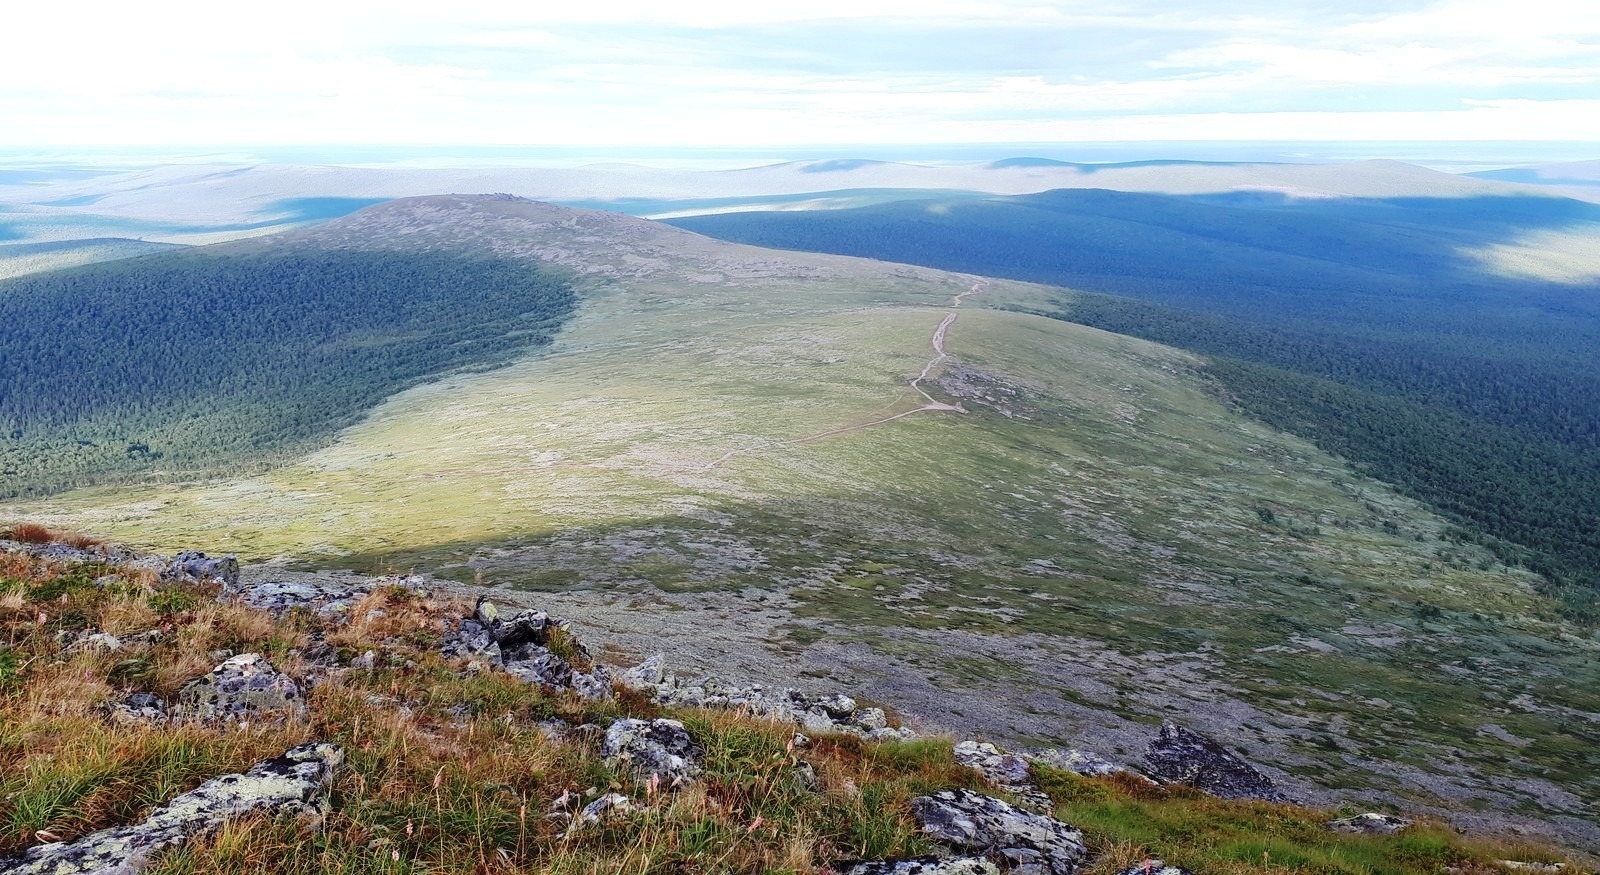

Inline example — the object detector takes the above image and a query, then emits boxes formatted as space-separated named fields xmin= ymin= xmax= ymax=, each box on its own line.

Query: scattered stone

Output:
xmin=0 ymin=743 xmax=342 ymax=875
xmin=910 ymin=788 xmax=1088 ymax=875
xmin=104 ymin=692 xmax=168 ymax=724
xmin=474 ymin=596 xmax=500 ymax=625
xmin=1328 ymin=813 xmax=1414 ymax=835
xmin=1142 ymin=722 xmax=1282 ymax=801
xmin=1113 ymin=859 xmax=1193 ymax=875
xmin=840 ymin=857 xmax=1001 ymax=875
xmin=602 ymin=718 xmax=704 ymax=785
xmin=867 ymin=727 xmax=918 ymax=742
xmin=171 ymin=654 xmax=305 ymax=723
xmin=953 ymin=741 xmax=1054 ymax=814
xmin=67 ymin=631 xmax=123 ymax=653
xmin=1499 ymin=863 xmax=1565 ymax=873
xmin=537 ymin=719 xmax=572 ymax=741
xmin=349 ymin=650 xmax=377 ymax=672
xmin=577 ymin=793 xmax=634 ymax=824
xmin=165 ymin=551 xmax=240 ymax=588
xmin=795 ymin=761 xmax=821 ymax=792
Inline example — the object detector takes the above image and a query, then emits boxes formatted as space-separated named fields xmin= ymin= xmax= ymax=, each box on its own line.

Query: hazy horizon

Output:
xmin=1 ymin=140 xmax=1596 ymax=175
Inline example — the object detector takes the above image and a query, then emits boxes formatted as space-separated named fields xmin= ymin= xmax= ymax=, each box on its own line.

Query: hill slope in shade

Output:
xmin=0 ymin=205 xmax=576 ymax=495
xmin=3 ymin=196 xmax=1597 ymax=848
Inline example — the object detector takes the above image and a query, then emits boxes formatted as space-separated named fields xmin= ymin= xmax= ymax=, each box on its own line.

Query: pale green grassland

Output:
xmin=6 ymin=202 xmax=1598 ymax=846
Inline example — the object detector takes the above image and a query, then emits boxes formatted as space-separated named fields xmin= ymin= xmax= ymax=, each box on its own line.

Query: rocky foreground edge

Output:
xmin=1 ymin=539 xmax=1440 ymax=874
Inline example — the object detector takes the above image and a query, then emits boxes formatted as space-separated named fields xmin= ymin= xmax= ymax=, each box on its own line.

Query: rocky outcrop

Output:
xmin=0 ymin=743 xmax=342 ymax=875
xmin=1327 ymin=813 xmax=1413 ymax=835
xmin=1142 ymin=722 xmax=1282 ymax=801
xmin=619 ymin=653 xmax=915 ymax=740
xmin=171 ymin=653 xmax=306 ymax=723
xmin=840 ymin=858 xmax=1001 ymax=875
xmin=953 ymin=741 xmax=1054 ymax=814
xmin=0 ymin=539 xmax=222 ymax=583
xmin=910 ymin=789 xmax=1089 ymax=875
xmin=441 ymin=601 xmax=612 ymax=700
xmin=228 ymin=575 xmax=428 ymax=619
xmin=602 ymin=718 xmax=705 ymax=784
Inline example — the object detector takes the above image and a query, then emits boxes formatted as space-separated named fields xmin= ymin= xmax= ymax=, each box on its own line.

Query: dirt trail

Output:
xmin=701 ymin=279 xmax=988 ymax=471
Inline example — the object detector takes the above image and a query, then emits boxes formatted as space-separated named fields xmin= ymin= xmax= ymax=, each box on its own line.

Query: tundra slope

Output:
xmin=6 ymin=196 xmax=1598 ymax=849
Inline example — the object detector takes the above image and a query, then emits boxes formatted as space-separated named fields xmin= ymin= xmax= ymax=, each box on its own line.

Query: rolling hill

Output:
xmin=2 ymin=196 xmax=1596 ymax=847
xmin=666 ymin=189 xmax=1600 ymax=617
xmin=0 ymin=157 xmax=1585 ymax=248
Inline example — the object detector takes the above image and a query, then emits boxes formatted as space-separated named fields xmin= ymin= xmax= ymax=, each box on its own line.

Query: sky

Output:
xmin=3 ymin=0 xmax=1598 ymax=149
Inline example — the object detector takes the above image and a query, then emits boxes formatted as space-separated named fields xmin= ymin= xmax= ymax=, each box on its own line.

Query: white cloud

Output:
xmin=1 ymin=0 xmax=1596 ymax=146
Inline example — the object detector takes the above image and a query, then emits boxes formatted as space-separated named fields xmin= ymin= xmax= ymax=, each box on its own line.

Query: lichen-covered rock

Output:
xmin=1327 ymin=813 xmax=1413 ymax=835
xmin=840 ymin=857 xmax=1001 ymax=875
xmin=953 ymin=741 xmax=1054 ymax=815
xmin=955 ymin=741 xmax=1033 ymax=787
xmin=1113 ymin=859 xmax=1193 ymax=875
xmin=602 ymin=718 xmax=704 ymax=784
xmin=1024 ymin=748 xmax=1130 ymax=779
xmin=171 ymin=654 xmax=305 ymax=723
xmin=0 ymin=742 xmax=342 ymax=875
xmin=165 ymin=550 xmax=239 ymax=588
xmin=104 ymin=692 xmax=168 ymax=724
xmin=441 ymin=605 xmax=611 ymax=699
xmin=910 ymin=789 xmax=1088 ymax=875
xmin=578 ymin=793 xmax=634 ymax=824
xmin=1142 ymin=722 xmax=1282 ymax=801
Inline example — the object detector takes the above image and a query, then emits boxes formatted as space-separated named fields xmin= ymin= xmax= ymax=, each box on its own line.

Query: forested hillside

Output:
xmin=670 ymin=192 xmax=1600 ymax=616
xmin=0 ymin=247 xmax=575 ymax=496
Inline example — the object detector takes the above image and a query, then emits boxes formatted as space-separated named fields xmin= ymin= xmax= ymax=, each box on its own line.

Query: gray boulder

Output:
xmin=0 ymin=743 xmax=342 ymax=875
xmin=602 ymin=718 xmax=704 ymax=784
xmin=171 ymin=654 xmax=305 ymax=723
xmin=1327 ymin=813 xmax=1413 ymax=835
xmin=1142 ymin=722 xmax=1282 ymax=801
xmin=1025 ymin=748 xmax=1129 ymax=779
xmin=840 ymin=857 xmax=1001 ymax=875
xmin=910 ymin=789 xmax=1088 ymax=875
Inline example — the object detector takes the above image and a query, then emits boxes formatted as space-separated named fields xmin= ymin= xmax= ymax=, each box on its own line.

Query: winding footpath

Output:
xmin=701 ymin=279 xmax=988 ymax=471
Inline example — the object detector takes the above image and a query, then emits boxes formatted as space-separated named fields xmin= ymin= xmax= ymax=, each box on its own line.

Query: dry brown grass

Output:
xmin=2 ymin=545 xmax=1590 ymax=875
xmin=5 ymin=522 xmax=56 ymax=544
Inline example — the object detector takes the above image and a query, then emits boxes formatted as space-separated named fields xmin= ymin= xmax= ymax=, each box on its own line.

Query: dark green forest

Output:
xmin=0 ymin=247 xmax=575 ymax=496
xmin=670 ymin=191 xmax=1600 ymax=616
